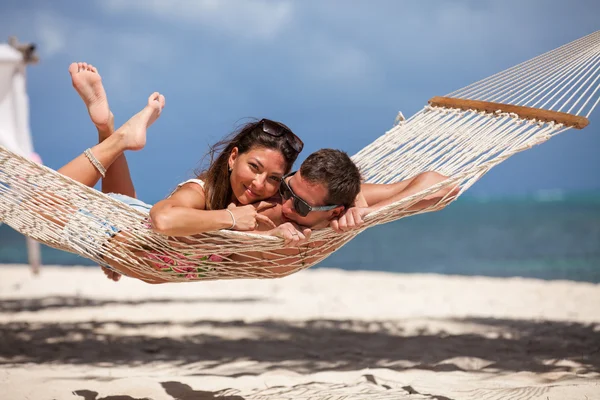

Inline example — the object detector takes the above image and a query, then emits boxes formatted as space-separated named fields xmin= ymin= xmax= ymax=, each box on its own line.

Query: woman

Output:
xmin=60 ymin=62 xmax=304 ymax=281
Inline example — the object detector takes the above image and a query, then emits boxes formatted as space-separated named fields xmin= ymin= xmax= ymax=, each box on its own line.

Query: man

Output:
xmin=261 ymin=148 xmax=456 ymax=246
xmin=229 ymin=148 xmax=457 ymax=276
xmin=256 ymin=148 xmax=361 ymax=242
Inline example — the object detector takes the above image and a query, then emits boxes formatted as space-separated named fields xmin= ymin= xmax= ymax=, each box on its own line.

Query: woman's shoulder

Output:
xmin=178 ymin=178 xmax=205 ymax=189
xmin=166 ymin=178 xmax=205 ymax=200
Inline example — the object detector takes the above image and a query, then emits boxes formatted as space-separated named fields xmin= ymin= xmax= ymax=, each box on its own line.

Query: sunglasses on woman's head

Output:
xmin=279 ymin=171 xmax=339 ymax=217
xmin=259 ymin=119 xmax=304 ymax=153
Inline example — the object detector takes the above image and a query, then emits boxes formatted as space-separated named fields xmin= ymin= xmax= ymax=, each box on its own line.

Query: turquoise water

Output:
xmin=1 ymin=195 xmax=599 ymax=282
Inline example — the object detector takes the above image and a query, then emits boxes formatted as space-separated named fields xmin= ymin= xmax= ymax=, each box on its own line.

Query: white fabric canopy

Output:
xmin=0 ymin=44 xmax=21 ymax=62
xmin=0 ymin=42 xmax=41 ymax=273
xmin=0 ymin=43 xmax=34 ymax=158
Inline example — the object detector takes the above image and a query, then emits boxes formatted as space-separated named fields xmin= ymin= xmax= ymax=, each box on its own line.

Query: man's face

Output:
xmin=280 ymin=170 xmax=343 ymax=229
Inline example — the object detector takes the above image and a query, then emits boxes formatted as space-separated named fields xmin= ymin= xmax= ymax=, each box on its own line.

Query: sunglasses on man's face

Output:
xmin=279 ymin=172 xmax=339 ymax=217
xmin=260 ymin=119 xmax=304 ymax=153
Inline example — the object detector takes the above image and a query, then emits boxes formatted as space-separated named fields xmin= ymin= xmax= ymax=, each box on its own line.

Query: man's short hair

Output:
xmin=299 ymin=149 xmax=362 ymax=208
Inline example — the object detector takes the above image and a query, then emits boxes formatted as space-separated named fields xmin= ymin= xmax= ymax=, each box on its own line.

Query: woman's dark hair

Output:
xmin=198 ymin=119 xmax=300 ymax=210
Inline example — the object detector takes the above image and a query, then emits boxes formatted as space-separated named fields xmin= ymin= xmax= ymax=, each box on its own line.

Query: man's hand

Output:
xmin=330 ymin=207 xmax=371 ymax=233
xmin=267 ymin=222 xmax=312 ymax=247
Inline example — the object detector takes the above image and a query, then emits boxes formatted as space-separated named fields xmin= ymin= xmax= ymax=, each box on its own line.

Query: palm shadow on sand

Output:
xmin=160 ymin=381 xmax=245 ymax=400
xmin=72 ymin=383 xmax=246 ymax=400
xmin=0 ymin=295 xmax=267 ymax=313
xmin=73 ymin=389 xmax=151 ymax=400
xmin=1 ymin=296 xmax=599 ymax=376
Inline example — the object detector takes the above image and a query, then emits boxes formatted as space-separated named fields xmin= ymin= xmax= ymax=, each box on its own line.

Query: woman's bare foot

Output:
xmin=69 ymin=62 xmax=113 ymax=140
xmin=113 ymin=92 xmax=166 ymax=152
xmin=102 ymin=266 xmax=121 ymax=282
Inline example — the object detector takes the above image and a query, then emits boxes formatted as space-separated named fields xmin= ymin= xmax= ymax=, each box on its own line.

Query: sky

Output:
xmin=1 ymin=0 xmax=599 ymax=203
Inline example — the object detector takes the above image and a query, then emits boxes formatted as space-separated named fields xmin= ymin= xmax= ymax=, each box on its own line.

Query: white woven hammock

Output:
xmin=1 ymin=31 xmax=599 ymax=283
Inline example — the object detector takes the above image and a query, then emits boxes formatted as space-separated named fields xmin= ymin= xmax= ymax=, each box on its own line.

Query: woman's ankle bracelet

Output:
xmin=84 ymin=148 xmax=107 ymax=178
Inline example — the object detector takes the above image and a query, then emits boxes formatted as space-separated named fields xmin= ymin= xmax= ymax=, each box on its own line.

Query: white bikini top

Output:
xmin=168 ymin=178 xmax=205 ymax=197
xmin=178 ymin=178 xmax=205 ymax=189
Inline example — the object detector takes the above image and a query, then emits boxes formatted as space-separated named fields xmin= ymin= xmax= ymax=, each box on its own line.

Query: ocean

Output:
xmin=1 ymin=195 xmax=599 ymax=283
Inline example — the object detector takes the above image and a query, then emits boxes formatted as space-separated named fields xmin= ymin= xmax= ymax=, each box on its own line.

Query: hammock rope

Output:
xmin=1 ymin=31 xmax=599 ymax=282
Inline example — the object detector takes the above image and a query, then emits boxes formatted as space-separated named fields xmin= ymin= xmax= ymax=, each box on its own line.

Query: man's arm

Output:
xmin=332 ymin=171 xmax=458 ymax=232
xmin=359 ymin=179 xmax=415 ymax=206
xmin=365 ymin=171 xmax=454 ymax=210
xmin=359 ymin=171 xmax=452 ymax=208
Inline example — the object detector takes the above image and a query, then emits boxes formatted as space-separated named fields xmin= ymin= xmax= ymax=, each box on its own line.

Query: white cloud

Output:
xmin=0 ymin=8 xmax=179 ymax=103
xmin=0 ymin=10 xmax=68 ymax=57
xmin=96 ymin=0 xmax=381 ymax=89
xmin=34 ymin=13 xmax=68 ymax=57
xmin=0 ymin=9 xmax=172 ymax=63
xmin=297 ymin=37 xmax=379 ymax=86
xmin=100 ymin=0 xmax=295 ymax=40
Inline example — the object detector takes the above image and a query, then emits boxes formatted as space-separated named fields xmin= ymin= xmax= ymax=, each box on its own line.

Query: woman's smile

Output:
xmin=244 ymin=184 xmax=260 ymax=198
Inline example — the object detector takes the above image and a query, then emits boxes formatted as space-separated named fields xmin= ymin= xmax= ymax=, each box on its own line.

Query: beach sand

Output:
xmin=1 ymin=265 xmax=599 ymax=399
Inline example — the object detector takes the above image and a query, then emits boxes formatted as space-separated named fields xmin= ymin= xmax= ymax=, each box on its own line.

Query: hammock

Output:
xmin=1 ymin=31 xmax=599 ymax=283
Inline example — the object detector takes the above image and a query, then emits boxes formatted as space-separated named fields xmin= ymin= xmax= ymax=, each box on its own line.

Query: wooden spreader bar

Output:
xmin=428 ymin=96 xmax=589 ymax=129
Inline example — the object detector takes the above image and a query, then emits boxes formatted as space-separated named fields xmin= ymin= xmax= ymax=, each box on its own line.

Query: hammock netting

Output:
xmin=1 ymin=31 xmax=599 ymax=283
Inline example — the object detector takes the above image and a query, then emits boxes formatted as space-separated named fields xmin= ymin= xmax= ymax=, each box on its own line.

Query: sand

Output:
xmin=1 ymin=265 xmax=599 ymax=399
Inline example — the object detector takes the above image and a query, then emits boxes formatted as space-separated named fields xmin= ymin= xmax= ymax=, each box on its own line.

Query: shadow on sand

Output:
xmin=73 ymin=382 xmax=247 ymax=400
xmin=71 ymin=379 xmax=436 ymax=400
xmin=1 ymin=296 xmax=599 ymax=376
xmin=0 ymin=295 xmax=267 ymax=313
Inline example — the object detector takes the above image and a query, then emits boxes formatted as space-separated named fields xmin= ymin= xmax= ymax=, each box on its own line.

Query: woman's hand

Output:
xmin=330 ymin=207 xmax=371 ymax=233
xmin=267 ymin=222 xmax=312 ymax=247
xmin=227 ymin=202 xmax=277 ymax=231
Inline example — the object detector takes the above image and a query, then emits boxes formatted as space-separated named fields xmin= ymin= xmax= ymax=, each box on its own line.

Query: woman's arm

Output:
xmin=149 ymin=183 xmax=232 ymax=235
xmin=149 ymin=183 xmax=274 ymax=236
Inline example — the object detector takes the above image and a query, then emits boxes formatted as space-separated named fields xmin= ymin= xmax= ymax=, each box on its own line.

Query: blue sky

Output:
xmin=1 ymin=0 xmax=599 ymax=203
